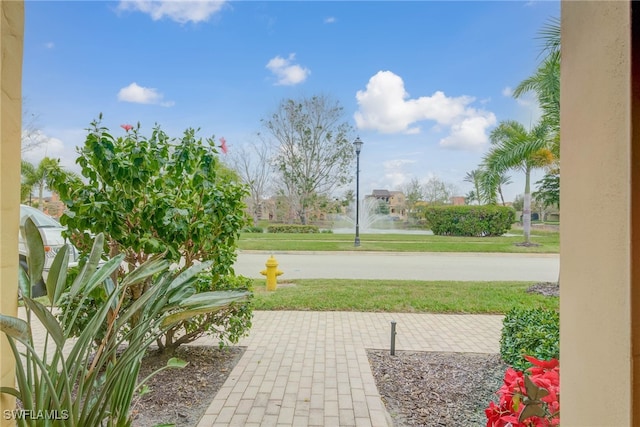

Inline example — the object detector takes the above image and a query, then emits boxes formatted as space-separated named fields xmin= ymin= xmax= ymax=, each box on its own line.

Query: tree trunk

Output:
xmin=498 ymin=186 xmax=506 ymax=206
xmin=523 ymin=168 xmax=532 ymax=244
xmin=38 ymin=181 xmax=44 ymax=211
xmin=299 ymin=207 xmax=307 ymax=225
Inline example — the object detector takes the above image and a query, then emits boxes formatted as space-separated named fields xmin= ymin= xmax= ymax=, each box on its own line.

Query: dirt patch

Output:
xmin=367 ymin=351 xmax=507 ymax=426
xmin=514 ymin=242 xmax=542 ymax=247
xmin=131 ymin=347 xmax=507 ymax=427
xmin=131 ymin=345 xmax=245 ymax=427
xmin=527 ymin=281 xmax=559 ymax=297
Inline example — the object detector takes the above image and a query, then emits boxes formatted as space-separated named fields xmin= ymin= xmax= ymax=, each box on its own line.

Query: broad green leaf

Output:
xmin=120 ymin=254 xmax=169 ymax=288
xmin=76 ymin=253 xmax=125 ymax=299
xmin=46 ymin=243 xmax=69 ymax=305
xmin=166 ymin=357 xmax=188 ymax=369
xmin=160 ymin=305 xmax=226 ymax=328
xmin=167 ymin=286 xmax=196 ymax=306
xmin=23 ymin=298 xmax=64 ymax=347
xmin=161 ymin=291 xmax=249 ymax=328
xmin=0 ymin=386 xmax=21 ymax=399
xmin=70 ymin=232 xmax=105 ymax=295
xmin=0 ymin=315 xmax=29 ymax=342
xmin=180 ymin=290 xmax=250 ymax=308
xmin=23 ymin=217 xmax=45 ymax=296
xmin=18 ymin=267 xmax=30 ymax=300
xmin=168 ymin=261 xmax=213 ymax=291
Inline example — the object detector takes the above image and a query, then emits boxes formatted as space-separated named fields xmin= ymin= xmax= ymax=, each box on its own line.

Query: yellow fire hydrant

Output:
xmin=260 ymin=255 xmax=283 ymax=291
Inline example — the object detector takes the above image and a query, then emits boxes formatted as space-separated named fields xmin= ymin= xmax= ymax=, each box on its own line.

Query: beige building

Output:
xmin=367 ymin=189 xmax=407 ymax=219
xmin=2 ymin=2 xmax=640 ymax=426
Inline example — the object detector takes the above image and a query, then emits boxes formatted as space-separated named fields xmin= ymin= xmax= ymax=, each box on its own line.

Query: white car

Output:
xmin=19 ymin=204 xmax=80 ymax=297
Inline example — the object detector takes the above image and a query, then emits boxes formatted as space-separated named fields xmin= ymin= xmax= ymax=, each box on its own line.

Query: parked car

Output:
xmin=18 ymin=204 xmax=80 ymax=297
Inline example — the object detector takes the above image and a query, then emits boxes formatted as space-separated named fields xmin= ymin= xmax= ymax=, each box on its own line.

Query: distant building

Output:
xmin=367 ymin=189 xmax=406 ymax=219
xmin=449 ymin=196 xmax=466 ymax=206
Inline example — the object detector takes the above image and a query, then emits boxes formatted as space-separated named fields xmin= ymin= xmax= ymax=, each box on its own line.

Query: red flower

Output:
xmin=524 ymin=356 xmax=559 ymax=371
xmin=120 ymin=124 xmax=133 ymax=132
xmin=219 ymin=137 xmax=228 ymax=154
xmin=486 ymin=357 xmax=560 ymax=427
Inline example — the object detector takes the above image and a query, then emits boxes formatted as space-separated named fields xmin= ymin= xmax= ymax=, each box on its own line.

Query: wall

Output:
xmin=561 ymin=1 xmax=637 ymax=424
xmin=0 ymin=2 xmax=24 ymax=426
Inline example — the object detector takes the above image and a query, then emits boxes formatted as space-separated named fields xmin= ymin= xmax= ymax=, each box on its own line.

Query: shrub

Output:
xmin=320 ymin=229 xmax=334 ymax=234
xmin=423 ymin=205 xmax=515 ymax=236
xmin=50 ymin=119 xmax=251 ymax=351
xmin=267 ymin=224 xmax=320 ymax=233
xmin=243 ymin=226 xmax=264 ymax=233
xmin=0 ymin=220 xmax=250 ymax=426
xmin=500 ymin=308 xmax=559 ymax=371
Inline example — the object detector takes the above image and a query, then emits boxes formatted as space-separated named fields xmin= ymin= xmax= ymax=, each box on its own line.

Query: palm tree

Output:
xmin=20 ymin=160 xmax=36 ymax=203
xmin=21 ymin=157 xmax=62 ymax=210
xmin=483 ymin=120 xmax=554 ymax=244
xmin=513 ymin=17 xmax=560 ymax=159
xmin=496 ymin=173 xmax=513 ymax=206
xmin=463 ymin=170 xmax=483 ymax=205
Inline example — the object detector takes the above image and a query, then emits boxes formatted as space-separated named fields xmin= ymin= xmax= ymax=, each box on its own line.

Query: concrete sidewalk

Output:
xmin=194 ymin=311 xmax=503 ymax=427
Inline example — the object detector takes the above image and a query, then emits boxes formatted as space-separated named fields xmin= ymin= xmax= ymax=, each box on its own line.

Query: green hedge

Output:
xmin=500 ymin=307 xmax=560 ymax=371
xmin=242 ymin=226 xmax=264 ymax=233
xmin=423 ymin=205 xmax=515 ymax=236
xmin=267 ymin=224 xmax=320 ymax=233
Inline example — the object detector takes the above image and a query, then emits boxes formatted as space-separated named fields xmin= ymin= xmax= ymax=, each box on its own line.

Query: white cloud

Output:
xmin=117 ymin=82 xmax=174 ymax=107
xmin=44 ymin=42 xmax=55 ymax=49
xmin=502 ymin=86 xmax=513 ymax=97
xmin=380 ymin=159 xmax=416 ymax=190
xmin=266 ymin=54 xmax=310 ymax=86
xmin=439 ymin=114 xmax=496 ymax=150
xmin=118 ymin=0 xmax=226 ymax=24
xmin=324 ymin=17 xmax=336 ymax=24
xmin=354 ymin=70 xmax=496 ymax=150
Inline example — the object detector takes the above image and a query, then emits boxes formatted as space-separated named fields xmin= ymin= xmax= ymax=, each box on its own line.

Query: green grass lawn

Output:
xmin=251 ymin=279 xmax=558 ymax=314
xmin=239 ymin=230 xmax=559 ymax=253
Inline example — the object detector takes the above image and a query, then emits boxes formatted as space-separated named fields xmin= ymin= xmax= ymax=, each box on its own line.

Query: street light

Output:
xmin=353 ymin=136 xmax=363 ymax=247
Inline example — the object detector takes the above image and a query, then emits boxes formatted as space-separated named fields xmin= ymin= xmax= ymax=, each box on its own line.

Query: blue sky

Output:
xmin=22 ymin=0 xmax=560 ymax=202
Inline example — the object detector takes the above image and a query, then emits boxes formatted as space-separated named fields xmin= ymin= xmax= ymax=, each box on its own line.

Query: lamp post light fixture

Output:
xmin=353 ymin=136 xmax=363 ymax=247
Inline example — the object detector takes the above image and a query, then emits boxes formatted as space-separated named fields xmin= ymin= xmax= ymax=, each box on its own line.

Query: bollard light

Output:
xmin=390 ymin=320 xmax=397 ymax=356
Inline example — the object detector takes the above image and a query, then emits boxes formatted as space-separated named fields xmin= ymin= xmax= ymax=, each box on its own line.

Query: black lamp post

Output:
xmin=353 ymin=136 xmax=363 ymax=247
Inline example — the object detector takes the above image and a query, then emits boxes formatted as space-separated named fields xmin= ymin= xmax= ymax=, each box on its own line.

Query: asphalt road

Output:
xmin=234 ymin=251 xmax=559 ymax=282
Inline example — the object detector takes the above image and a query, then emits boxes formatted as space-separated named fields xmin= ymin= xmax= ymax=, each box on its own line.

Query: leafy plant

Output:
xmin=242 ymin=226 xmax=264 ymax=233
xmin=266 ymin=224 xmax=320 ymax=233
xmin=486 ymin=356 xmax=560 ymax=426
xmin=423 ymin=205 xmax=515 ymax=237
xmin=0 ymin=218 xmax=250 ymax=426
xmin=500 ymin=308 xmax=559 ymax=371
xmin=49 ymin=118 xmax=251 ymax=351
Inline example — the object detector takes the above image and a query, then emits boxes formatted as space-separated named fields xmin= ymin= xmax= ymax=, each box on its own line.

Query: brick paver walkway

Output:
xmin=195 ymin=311 xmax=502 ymax=427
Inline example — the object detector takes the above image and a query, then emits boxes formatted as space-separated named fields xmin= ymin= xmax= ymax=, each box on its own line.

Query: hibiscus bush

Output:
xmin=486 ymin=356 xmax=560 ymax=427
xmin=50 ymin=117 xmax=252 ymax=351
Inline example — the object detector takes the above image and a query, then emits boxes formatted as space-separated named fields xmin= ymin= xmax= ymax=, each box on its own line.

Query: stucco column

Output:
xmin=561 ymin=1 xmax=635 ymax=425
xmin=0 ymin=1 xmax=24 ymax=426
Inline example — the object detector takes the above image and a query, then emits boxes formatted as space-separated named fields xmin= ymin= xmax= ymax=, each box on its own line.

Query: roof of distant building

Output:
xmin=371 ymin=189 xmax=391 ymax=197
